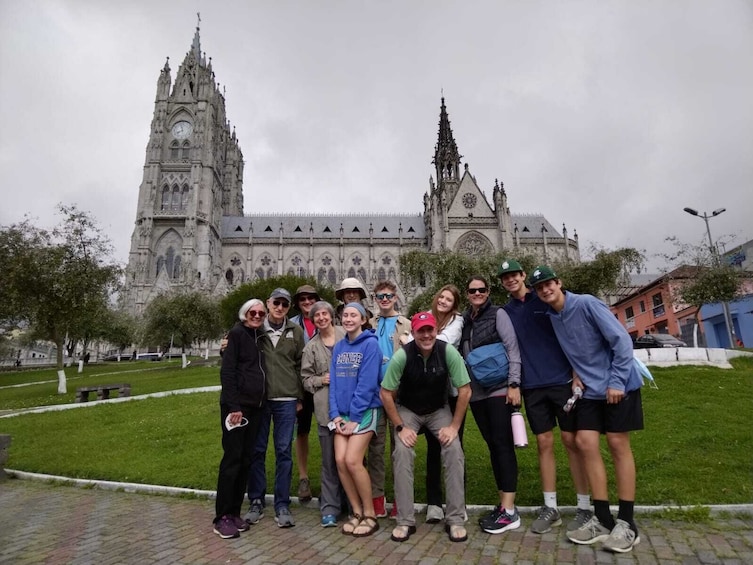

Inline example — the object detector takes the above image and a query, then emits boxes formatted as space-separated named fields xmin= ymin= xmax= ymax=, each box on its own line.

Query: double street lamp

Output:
xmin=682 ymin=207 xmax=737 ymax=348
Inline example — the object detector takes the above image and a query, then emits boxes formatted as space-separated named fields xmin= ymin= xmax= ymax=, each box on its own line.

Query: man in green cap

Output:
xmin=498 ymin=259 xmax=590 ymax=535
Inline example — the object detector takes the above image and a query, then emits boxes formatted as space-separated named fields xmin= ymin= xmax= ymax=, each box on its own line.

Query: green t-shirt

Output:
xmin=382 ymin=342 xmax=470 ymax=391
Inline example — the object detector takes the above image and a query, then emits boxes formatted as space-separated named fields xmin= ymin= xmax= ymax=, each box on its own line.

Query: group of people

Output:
xmin=213 ymin=261 xmax=644 ymax=554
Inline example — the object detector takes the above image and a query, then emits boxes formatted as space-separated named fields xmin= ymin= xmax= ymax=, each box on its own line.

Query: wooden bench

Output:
xmin=75 ymin=384 xmax=131 ymax=403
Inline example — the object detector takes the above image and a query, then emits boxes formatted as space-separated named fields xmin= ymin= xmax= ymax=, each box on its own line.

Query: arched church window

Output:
xmin=165 ymin=247 xmax=175 ymax=276
xmin=328 ymin=268 xmax=337 ymax=285
xmin=172 ymin=255 xmax=181 ymax=279
xmin=255 ymin=268 xmax=265 ymax=280
xmin=357 ymin=267 xmax=367 ymax=283
xmin=181 ymin=141 xmax=191 ymax=160
xmin=347 ymin=267 xmax=356 ymax=279
xmin=172 ymin=186 xmax=181 ymax=211
xmin=156 ymin=256 xmax=165 ymax=276
xmin=181 ymin=185 xmax=190 ymax=210
xmin=388 ymin=268 xmax=397 ymax=281
xmin=161 ymin=186 xmax=171 ymax=210
xmin=378 ymin=267 xmax=386 ymax=281
xmin=170 ymin=141 xmax=180 ymax=160
xmin=317 ymin=267 xmax=327 ymax=284
xmin=226 ymin=269 xmax=234 ymax=285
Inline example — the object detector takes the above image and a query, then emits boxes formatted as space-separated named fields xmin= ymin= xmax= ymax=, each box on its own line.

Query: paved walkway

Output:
xmin=1 ymin=480 xmax=751 ymax=564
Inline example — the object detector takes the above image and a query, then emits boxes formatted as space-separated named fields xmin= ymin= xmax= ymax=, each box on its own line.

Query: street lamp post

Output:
xmin=683 ymin=207 xmax=737 ymax=349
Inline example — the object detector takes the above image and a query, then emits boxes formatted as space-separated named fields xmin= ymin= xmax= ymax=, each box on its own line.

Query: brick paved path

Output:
xmin=1 ymin=480 xmax=751 ymax=564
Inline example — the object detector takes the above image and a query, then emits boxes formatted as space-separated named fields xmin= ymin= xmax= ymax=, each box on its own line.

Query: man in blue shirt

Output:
xmin=531 ymin=265 xmax=644 ymax=554
xmin=499 ymin=259 xmax=590 ymax=534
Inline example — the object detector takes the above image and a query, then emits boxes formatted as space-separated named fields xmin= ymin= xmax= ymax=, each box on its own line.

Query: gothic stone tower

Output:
xmin=123 ymin=24 xmax=243 ymax=314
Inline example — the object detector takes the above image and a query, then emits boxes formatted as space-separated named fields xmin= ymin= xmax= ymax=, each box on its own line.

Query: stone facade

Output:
xmin=123 ymin=27 xmax=579 ymax=315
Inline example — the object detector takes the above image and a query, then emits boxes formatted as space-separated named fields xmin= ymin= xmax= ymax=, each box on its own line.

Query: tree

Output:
xmin=400 ymin=247 xmax=644 ymax=314
xmin=99 ymin=309 xmax=137 ymax=359
xmin=142 ymin=291 xmax=223 ymax=366
xmin=1 ymin=205 xmax=120 ymax=391
xmin=219 ymin=275 xmax=337 ymax=329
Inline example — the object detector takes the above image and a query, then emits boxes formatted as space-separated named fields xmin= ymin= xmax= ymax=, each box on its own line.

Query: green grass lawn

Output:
xmin=1 ymin=358 xmax=751 ymax=506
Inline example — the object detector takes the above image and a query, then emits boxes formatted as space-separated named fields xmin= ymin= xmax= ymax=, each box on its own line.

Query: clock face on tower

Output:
xmin=462 ymin=192 xmax=477 ymax=209
xmin=171 ymin=121 xmax=193 ymax=139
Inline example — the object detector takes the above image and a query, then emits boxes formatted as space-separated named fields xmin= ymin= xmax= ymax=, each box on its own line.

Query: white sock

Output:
xmin=543 ymin=492 xmax=557 ymax=509
xmin=577 ymin=494 xmax=591 ymax=510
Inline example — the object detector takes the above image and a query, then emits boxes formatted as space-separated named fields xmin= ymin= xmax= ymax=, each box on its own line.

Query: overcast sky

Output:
xmin=1 ymin=0 xmax=751 ymax=272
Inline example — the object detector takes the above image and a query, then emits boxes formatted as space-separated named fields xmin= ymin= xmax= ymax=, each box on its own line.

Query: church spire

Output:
xmin=432 ymin=96 xmax=462 ymax=185
xmin=191 ymin=13 xmax=202 ymax=63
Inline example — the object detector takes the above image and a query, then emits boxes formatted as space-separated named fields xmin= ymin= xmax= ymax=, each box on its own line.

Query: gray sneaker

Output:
xmin=566 ymin=515 xmax=611 ymax=545
xmin=566 ymin=508 xmax=593 ymax=532
xmin=602 ymin=519 xmax=640 ymax=553
xmin=244 ymin=499 xmax=264 ymax=525
xmin=275 ymin=506 xmax=295 ymax=528
xmin=531 ymin=506 xmax=562 ymax=534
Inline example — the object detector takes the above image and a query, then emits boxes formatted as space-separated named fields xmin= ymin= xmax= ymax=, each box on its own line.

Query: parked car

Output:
xmin=102 ymin=353 xmax=132 ymax=361
xmin=137 ymin=352 xmax=163 ymax=361
xmin=633 ymin=334 xmax=687 ymax=349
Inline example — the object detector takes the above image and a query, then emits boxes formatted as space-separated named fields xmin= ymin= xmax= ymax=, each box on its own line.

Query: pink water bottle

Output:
xmin=511 ymin=409 xmax=528 ymax=448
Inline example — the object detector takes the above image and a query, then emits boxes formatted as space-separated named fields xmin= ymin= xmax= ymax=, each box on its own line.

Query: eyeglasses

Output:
xmin=247 ymin=311 xmax=266 ymax=319
xmin=466 ymin=287 xmax=488 ymax=295
xmin=272 ymin=300 xmax=290 ymax=308
xmin=375 ymin=293 xmax=395 ymax=301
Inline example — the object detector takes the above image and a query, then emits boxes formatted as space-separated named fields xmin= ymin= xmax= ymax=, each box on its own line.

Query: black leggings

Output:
xmin=470 ymin=396 xmax=518 ymax=493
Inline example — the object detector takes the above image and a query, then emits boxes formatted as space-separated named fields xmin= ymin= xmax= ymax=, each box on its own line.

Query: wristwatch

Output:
xmin=508 ymin=382 xmax=520 ymax=389
xmin=395 ymin=424 xmax=404 ymax=433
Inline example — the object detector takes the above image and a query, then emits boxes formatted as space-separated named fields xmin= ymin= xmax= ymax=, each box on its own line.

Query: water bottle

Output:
xmin=563 ymin=386 xmax=583 ymax=414
xmin=511 ymin=409 xmax=528 ymax=448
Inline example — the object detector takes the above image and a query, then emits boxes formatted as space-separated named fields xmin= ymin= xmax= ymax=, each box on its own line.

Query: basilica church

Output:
xmin=123 ymin=26 xmax=579 ymax=315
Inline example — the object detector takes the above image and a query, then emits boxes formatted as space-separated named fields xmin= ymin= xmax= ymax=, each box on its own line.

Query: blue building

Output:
xmin=700 ymin=295 xmax=753 ymax=348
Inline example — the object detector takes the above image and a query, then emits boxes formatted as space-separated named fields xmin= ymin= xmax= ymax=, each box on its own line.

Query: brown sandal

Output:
xmin=341 ymin=514 xmax=361 ymax=535
xmin=353 ymin=516 xmax=380 ymax=537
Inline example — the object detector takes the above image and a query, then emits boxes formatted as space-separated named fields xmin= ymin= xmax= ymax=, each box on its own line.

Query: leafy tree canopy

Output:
xmin=219 ymin=275 xmax=337 ymax=330
xmin=141 ymin=291 xmax=223 ymax=352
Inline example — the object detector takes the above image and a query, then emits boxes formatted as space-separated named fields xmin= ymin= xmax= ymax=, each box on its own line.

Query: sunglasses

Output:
xmin=298 ymin=295 xmax=318 ymax=303
xmin=466 ymin=287 xmax=488 ymax=295
xmin=375 ymin=293 xmax=395 ymax=300
xmin=247 ymin=310 xmax=266 ymax=319
xmin=272 ymin=300 xmax=290 ymax=308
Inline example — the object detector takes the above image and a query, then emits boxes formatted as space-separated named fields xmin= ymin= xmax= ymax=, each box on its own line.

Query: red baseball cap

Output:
xmin=411 ymin=311 xmax=437 ymax=332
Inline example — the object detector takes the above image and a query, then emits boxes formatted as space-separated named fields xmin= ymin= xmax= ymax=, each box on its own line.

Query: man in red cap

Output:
xmin=380 ymin=312 xmax=471 ymax=544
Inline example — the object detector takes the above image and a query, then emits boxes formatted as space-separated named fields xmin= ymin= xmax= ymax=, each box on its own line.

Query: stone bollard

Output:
xmin=0 ymin=434 xmax=11 ymax=481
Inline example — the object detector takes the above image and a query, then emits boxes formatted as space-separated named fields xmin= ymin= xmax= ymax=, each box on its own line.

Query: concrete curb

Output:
xmin=6 ymin=469 xmax=753 ymax=517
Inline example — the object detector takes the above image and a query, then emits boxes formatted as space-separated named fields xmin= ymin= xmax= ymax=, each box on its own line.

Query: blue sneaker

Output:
xmin=482 ymin=508 xmax=521 ymax=534
xmin=321 ymin=514 xmax=337 ymax=527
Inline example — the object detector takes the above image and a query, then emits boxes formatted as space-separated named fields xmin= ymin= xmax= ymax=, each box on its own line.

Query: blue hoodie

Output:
xmin=328 ymin=329 xmax=382 ymax=424
xmin=546 ymin=291 xmax=643 ymax=399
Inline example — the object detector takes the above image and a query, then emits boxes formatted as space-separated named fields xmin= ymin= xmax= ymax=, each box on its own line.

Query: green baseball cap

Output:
xmin=497 ymin=259 xmax=524 ymax=276
xmin=528 ymin=265 xmax=558 ymax=286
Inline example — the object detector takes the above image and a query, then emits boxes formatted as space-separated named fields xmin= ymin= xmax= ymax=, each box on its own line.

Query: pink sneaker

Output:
xmin=389 ymin=502 xmax=398 ymax=520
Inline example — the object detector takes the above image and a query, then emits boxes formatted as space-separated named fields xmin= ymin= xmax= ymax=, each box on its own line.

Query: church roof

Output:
xmin=221 ymin=214 xmax=426 ymax=240
xmin=512 ymin=214 xmax=565 ymax=238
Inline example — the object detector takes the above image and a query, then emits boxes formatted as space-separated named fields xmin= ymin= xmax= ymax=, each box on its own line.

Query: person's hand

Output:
xmin=296 ymin=401 xmax=303 ymax=413
xmin=606 ymin=387 xmax=624 ymax=404
xmin=228 ymin=411 xmax=243 ymax=426
xmin=220 ymin=337 xmax=228 ymax=353
xmin=397 ymin=426 xmax=417 ymax=448
xmin=340 ymin=421 xmax=358 ymax=435
xmin=321 ymin=371 xmax=330 ymax=385
xmin=506 ymin=387 xmax=521 ymax=406
xmin=437 ymin=425 xmax=458 ymax=446
xmin=573 ymin=374 xmax=584 ymax=393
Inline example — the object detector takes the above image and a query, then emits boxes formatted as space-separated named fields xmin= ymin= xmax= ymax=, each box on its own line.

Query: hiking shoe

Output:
xmin=566 ymin=514 xmax=611 ymax=545
xmin=231 ymin=515 xmax=249 ymax=532
xmin=373 ymin=495 xmax=387 ymax=518
xmin=213 ymin=515 xmax=240 ymax=539
xmin=603 ymin=519 xmax=640 ymax=553
xmin=531 ymin=505 xmax=562 ymax=534
xmin=298 ymin=478 xmax=312 ymax=502
xmin=275 ymin=506 xmax=295 ymax=528
xmin=321 ymin=514 xmax=337 ymax=527
xmin=482 ymin=508 xmax=521 ymax=534
xmin=244 ymin=499 xmax=264 ymax=524
xmin=478 ymin=504 xmax=503 ymax=528
xmin=426 ymin=504 xmax=444 ymax=523
xmin=566 ymin=508 xmax=593 ymax=532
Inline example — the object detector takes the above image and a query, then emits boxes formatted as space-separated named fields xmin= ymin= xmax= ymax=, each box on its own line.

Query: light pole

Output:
xmin=683 ymin=207 xmax=737 ymax=348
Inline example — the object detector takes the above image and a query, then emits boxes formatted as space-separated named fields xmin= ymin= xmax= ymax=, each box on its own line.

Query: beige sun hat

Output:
xmin=335 ymin=277 xmax=367 ymax=301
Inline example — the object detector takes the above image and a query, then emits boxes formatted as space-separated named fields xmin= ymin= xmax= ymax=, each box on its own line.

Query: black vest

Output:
xmin=461 ymin=299 xmax=502 ymax=355
xmin=397 ymin=341 xmax=450 ymax=415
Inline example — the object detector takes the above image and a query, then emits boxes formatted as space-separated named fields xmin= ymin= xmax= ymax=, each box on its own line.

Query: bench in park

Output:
xmin=75 ymin=384 xmax=131 ymax=403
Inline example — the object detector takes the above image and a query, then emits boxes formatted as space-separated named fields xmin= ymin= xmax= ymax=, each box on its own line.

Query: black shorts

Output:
xmin=575 ymin=389 xmax=644 ymax=434
xmin=296 ymin=391 xmax=314 ymax=436
xmin=522 ymin=384 xmax=577 ymax=435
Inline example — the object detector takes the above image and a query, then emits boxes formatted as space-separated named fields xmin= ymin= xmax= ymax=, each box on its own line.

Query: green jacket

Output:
xmin=261 ymin=318 xmax=305 ymax=400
